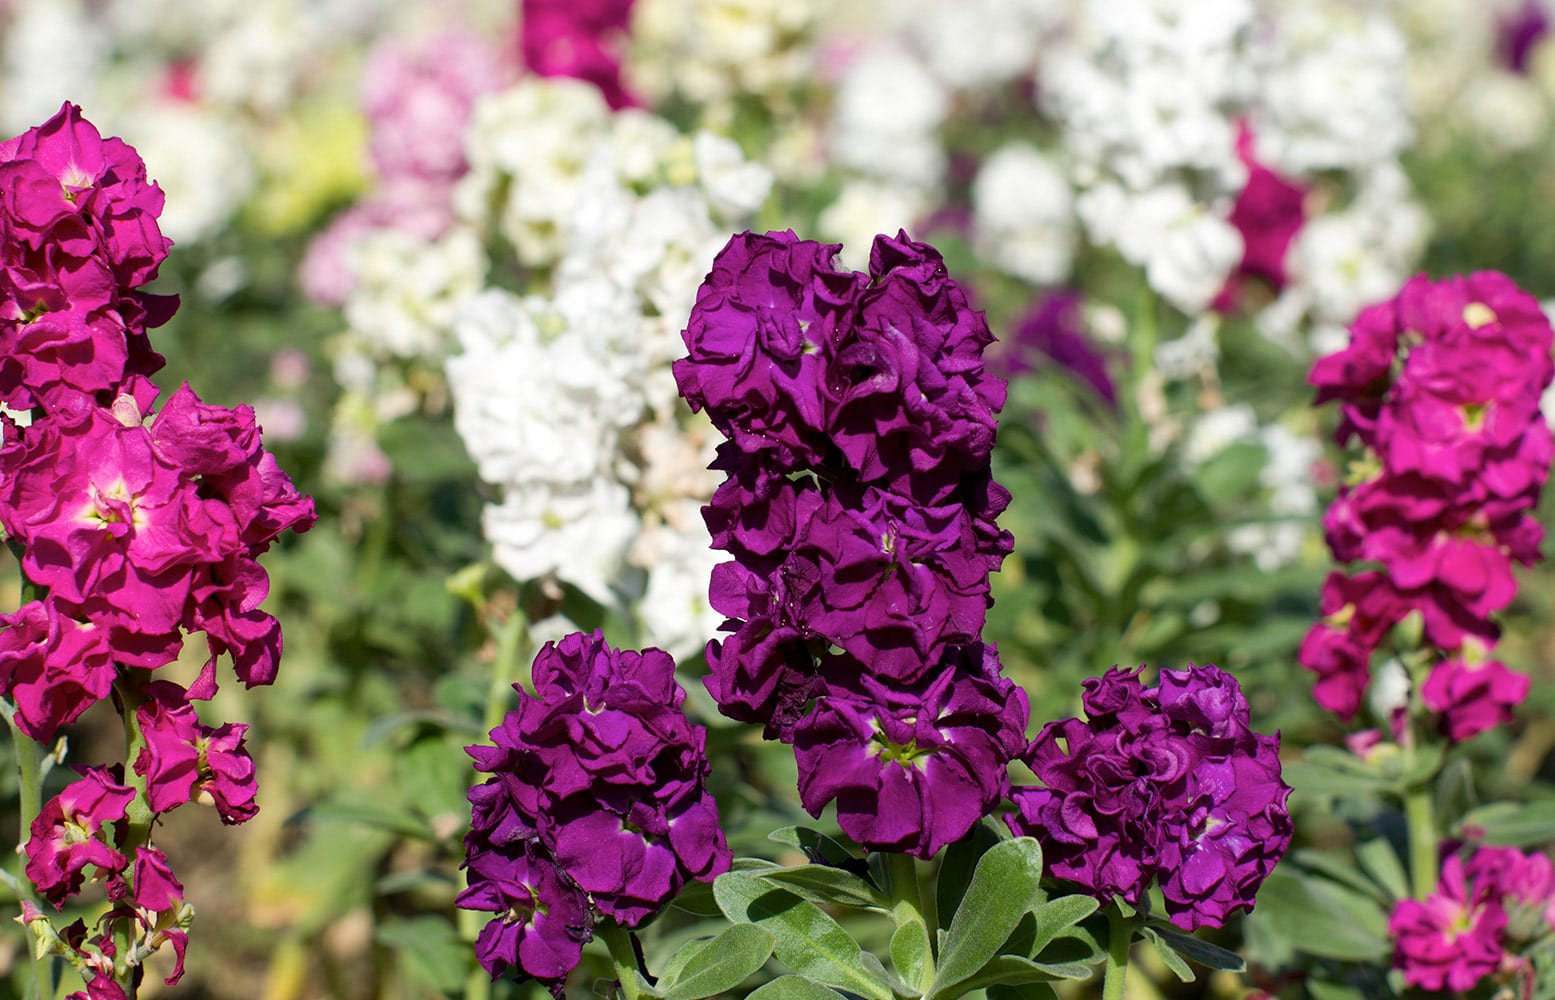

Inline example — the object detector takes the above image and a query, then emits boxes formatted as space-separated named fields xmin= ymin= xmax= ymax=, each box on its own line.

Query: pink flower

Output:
xmin=134 ymin=680 xmax=259 ymax=823
xmin=24 ymin=768 xmax=136 ymax=908
xmin=521 ymin=0 xmax=639 ymax=109
xmin=0 ymin=599 xmax=117 ymax=741
xmin=1421 ymin=655 xmax=1530 ymax=742
xmin=1390 ymin=854 xmax=1508 ymax=992
xmin=1214 ymin=122 xmax=1306 ymax=312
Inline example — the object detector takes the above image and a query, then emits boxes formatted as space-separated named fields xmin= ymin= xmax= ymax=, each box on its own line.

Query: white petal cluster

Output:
xmin=446 ymin=82 xmax=772 ymax=645
xmin=880 ymin=0 xmax=1064 ymax=91
xmin=626 ymin=0 xmax=828 ymax=107
xmin=971 ymin=143 xmax=1076 ymax=286
xmin=1043 ymin=0 xmax=1425 ymax=327
xmin=343 ymin=228 xmax=487 ymax=360
xmin=828 ymin=42 xmax=949 ymax=192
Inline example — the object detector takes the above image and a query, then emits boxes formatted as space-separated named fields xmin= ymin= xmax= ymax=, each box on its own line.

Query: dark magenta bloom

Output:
xmin=1214 ymin=121 xmax=1306 ymax=312
xmin=1000 ymin=291 xmax=1117 ymax=406
xmin=1008 ymin=664 xmax=1291 ymax=929
xmin=794 ymin=644 xmax=1028 ymax=858
xmin=521 ymin=0 xmax=639 ymax=109
xmin=462 ymin=631 xmax=731 ymax=983
xmin=24 ymin=767 xmax=136 ymax=908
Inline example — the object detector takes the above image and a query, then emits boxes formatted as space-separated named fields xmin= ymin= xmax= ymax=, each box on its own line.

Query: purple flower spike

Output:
xmin=1009 ymin=664 xmax=1291 ymax=929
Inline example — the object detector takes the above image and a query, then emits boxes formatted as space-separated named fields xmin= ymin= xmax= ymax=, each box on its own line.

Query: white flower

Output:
xmin=883 ymin=0 xmax=1062 ymax=90
xmin=972 ymin=143 xmax=1075 ymax=286
xmin=455 ymin=79 xmax=612 ymax=265
xmin=627 ymin=0 xmax=825 ymax=105
xmin=828 ymin=42 xmax=948 ymax=190
xmin=1184 ymin=403 xmax=1257 ymax=466
xmin=693 ymin=131 xmax=773 ymax=222
xmin=483 ymin=478 xmax=640 ymax=606
xmin=343 ymin=227 xmax=486 ymax=359
xmin=633 ymin=509 xmax=724 ymax=661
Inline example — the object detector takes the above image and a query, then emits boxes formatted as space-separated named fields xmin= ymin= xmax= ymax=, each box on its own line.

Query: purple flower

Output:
xmin=462 ymin=631 xmax=731 ymax=982
xmin=1000 ymin=291 xmax=1117 ymax=406
xmin=830 ymin=232 xmax=1005 ymax=504
xmin=1008 ymin=664 xmax=1291 ymax=929
xmin=458 ymin=841 xmax=594 ymax=984
xmin=674 ymin=230 xmax=867 ymax=470
xmin=794 ymin=644 xmax=1028 ymax=858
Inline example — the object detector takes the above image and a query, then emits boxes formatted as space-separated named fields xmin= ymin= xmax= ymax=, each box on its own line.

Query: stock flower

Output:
xmin=830 ymin=232 xmax=1005 ymax=503
xmin=1420 ymin=655 xmax=1530 ymax=742
xmin=521 ymin=0 xmax=638 ymax=109
xmin=24 ymin=767 xmax=136 ymax=908
xmin=673 ymin=229 xmax=865 ymax=469
xmin=1391 ymin=853 xmax=1511 ymax=992
xmin=0 ymin=599 xmax=118 ymax=742
xmin=462 ymin=631 xmax=731 ymax=982
xmin=1305 ymin=272 xmax=1552 ymax=724
xmin=134 ymin=680 xmax=259 ymax=823
xmin=793 ymin=644 xmax=1028 ymax=858
xmin=1008 ymin=664 xmax=1292 ymax=929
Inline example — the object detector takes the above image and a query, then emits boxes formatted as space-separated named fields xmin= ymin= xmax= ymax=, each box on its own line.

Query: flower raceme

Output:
xmin=674 ymin=229 xmax=1026 ymax=859
xmin=1 ymin=103 xmax=315 ymax=995
xmin=1300 ymin=272 xmax=1553 ymax=737
xmin=460 ymin=631 xmax=731 ymax=985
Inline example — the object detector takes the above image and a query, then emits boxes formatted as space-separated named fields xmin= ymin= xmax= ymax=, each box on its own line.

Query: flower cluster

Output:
xmin=675 ymin=229 xmax=1028 ymax=858
xmin=459 ymin=631 xmax=730 ymax=985
xmin=0 ymin=103 xmax=314 ymax=992
xmin=1007 ymin=664 xmax=1292 ymax=930
xmin=522 ymin=0 xmax=638 ymax=110
xmin=1300 ymin=272 xmax=1553 ymax=736
xmin=1391 ymin=845 xmax=1555 ymax=993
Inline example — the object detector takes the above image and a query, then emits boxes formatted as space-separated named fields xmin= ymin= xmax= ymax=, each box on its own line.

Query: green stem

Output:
xmin=1406 ymin=784 xmax=1439 ymax=898
xmin=1102 ymin=907 xmax=1135 ymax=1000
xmin=884 ymin=851 xmax=935 ymax=989
xmin=5 ymin=700 xmax=50 ymax=1000
xmin=598 ymin=922 xmax=644 ymax=1000
xmin=483 ymin=611 xmax=529 ymax=736
xmin=111 ymin=676 xmax=155 ymax=997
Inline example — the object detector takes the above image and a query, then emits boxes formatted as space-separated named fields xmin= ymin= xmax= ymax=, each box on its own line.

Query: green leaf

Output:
xmin=1307 ymin=980 xmax=1368 ymax=1000
xmin=768 ymin=827 xmax=865 ymax=869
xmin=1028 ymin=895 xmax=1100 ymax=956
xmin=930 ymin=837 xmax=1045 ymax=999
xmin=935 ymin=820 xmax=1005 ymax=928
xmin=713 ymin=872 xmax=894 ymax=1000
xmin=375 ymin=916 xmax=471 ymax=993
xmin=1143 ymin=924 xmax=1244 ymax=973
xmin=744 ymin=976 xmax=847 ymax=1000
xmin=987 ymin=985 xmax=1057 ymax=1000
xmin=1354 ymin=838 xmax=1410 ymax=902
xmin=1283 ymin=746 xmax=1396 ymax=799
xmin=662 ymin=924 xmax=775 ymax=1000
xmin=1456 ymin=800 xmax=1555 ymax=848
xmin=1139 ymin=926 xmax=1195 ymax=983
xmin=753 ymin=863 xmax=891 ymax=911
xmin=1288 ymin=849 xmax=1392 ymax=907
xmin=1242 ymin=868 xmax=1391 ymax=962
xmin=891 ymin=919 xmax=931 ymax=989
xmin=670 ymin=879 xmax=722 ymax=917
xmin=305 ymin=801 xmax=434 ymax=841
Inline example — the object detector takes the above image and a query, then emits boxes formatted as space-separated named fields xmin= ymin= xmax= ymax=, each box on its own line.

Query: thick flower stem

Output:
xmin=1102 ymin=907 xmax=1135 ymax=1000
xmin=884 ymin=851 xmax=935 ymax=990
xmin=4 ymin=700 xmax=51 ymax=1000
xmin=599 ymin=922 xmax=644 ymax=1000
xmin=1405 ymin=784 xmax=1438 ymax=898
xmin=111 ymin=676 xmax=156 ymax=997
